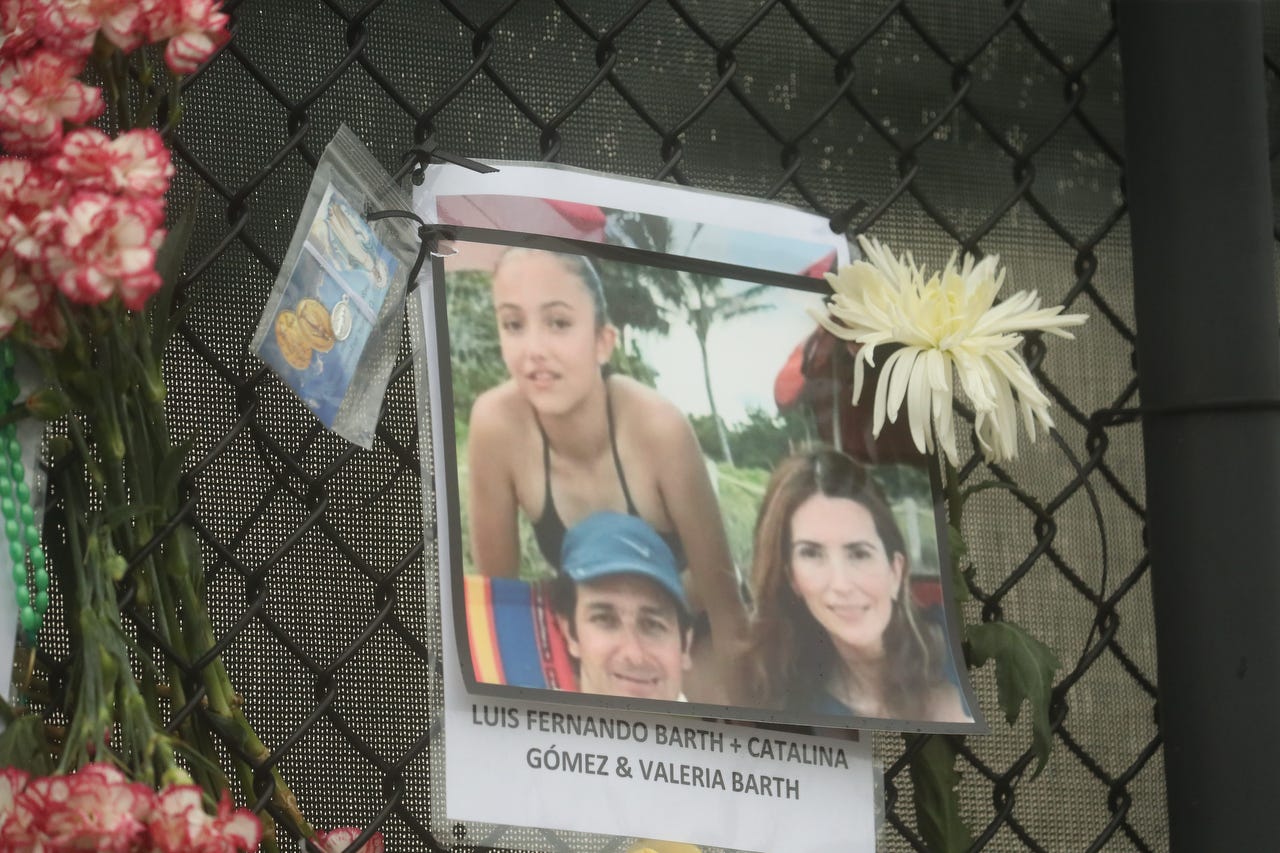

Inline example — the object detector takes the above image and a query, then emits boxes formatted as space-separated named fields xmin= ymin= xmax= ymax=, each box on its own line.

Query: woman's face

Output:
xmin=491 ymin=252 xmax=614 ymax=417
xmin=787 ymin=493 xmax=905 ymax=658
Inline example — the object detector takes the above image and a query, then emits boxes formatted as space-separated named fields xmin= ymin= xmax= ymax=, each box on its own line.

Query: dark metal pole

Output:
xmin=1118 ymin=1 xmax=1280 ymax=848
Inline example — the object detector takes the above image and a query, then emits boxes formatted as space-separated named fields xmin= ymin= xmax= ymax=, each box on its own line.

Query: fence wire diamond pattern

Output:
xmin=35 ymin=0 xmax=1280 ymax=850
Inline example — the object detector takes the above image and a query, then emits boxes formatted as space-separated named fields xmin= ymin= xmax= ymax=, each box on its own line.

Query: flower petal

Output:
xmin=815 ymin=236 xmax=1087 ymax=462
xmin=905 ymin=350 xmax=932 ymax=455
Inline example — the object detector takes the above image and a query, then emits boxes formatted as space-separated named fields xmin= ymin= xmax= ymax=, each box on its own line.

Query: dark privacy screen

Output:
xmin=63 ymin=1 xmax=1279 ymax=850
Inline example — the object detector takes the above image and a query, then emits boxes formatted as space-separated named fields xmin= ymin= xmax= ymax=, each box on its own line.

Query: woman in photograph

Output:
xmin=465 ymin=247 xmax=748 ymax=701
xmin=740 ymin=446 xmax=970 ymax=722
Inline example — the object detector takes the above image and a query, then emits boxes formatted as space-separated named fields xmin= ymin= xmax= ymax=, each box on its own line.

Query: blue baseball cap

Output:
xmin=561 ymin=512 xmax=688 ymax=615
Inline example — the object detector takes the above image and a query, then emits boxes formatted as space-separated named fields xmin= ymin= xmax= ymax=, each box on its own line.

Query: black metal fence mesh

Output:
xmin=41 ymin=0 xmax=1280 ymax=849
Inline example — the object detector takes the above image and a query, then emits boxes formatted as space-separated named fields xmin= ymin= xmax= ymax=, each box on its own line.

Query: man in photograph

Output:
xmin=552 ymin=512 xmax=694 ymax=702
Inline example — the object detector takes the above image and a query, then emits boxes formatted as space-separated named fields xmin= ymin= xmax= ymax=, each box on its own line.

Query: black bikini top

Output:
xmin=531 ymin=379 xmax=685 ymax=571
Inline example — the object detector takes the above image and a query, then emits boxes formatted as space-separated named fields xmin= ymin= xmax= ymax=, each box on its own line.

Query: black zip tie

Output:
xmin=396 ymin=138 xmax=499 ymax=185
xmin=366 ymin=209 xmax=456 ymax=294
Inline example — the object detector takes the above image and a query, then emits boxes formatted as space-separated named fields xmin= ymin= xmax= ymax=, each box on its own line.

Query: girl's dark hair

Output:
xmin=495 ymin=248 xmax=609 ymax=328
xmin=742 ymin=447 xmax=944 ymax=719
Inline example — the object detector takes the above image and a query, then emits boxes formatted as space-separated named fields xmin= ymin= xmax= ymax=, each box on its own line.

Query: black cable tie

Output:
xmin=398 ymin=139 xmax=498 ymax=185
xmin=362 ymin=209 xmax=456 ymax=295
xmin=405 ymin=223 xmax=456 ymax=294
xmin=430 ymin=148 xmax=498 ymax=174
xmin=366 ymin=207 xmax=423 ymax=226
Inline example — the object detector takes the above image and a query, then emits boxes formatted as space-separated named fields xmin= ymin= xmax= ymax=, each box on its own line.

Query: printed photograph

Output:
xmin=430 ymin=189 xmax=981 ymax=732
xmin=257 ymin=183 xmax=399 ymax=426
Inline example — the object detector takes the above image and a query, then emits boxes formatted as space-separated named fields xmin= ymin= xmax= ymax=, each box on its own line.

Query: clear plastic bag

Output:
xmin=251 ymin=125 xmax=418 ymax=448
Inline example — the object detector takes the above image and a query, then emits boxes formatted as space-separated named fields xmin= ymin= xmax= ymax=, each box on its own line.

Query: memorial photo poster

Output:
xmin=418 ymin=161 xmax=983 ymax=736
xmin=414 ymin=262 xmax=879 ymax=853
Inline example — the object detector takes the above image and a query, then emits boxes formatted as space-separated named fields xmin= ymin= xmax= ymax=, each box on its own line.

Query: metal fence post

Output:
xmin=1118 ymin=1 xmax=1280 ymax=849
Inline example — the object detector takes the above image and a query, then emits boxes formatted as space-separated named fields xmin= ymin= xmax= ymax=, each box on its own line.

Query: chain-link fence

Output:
xmin=35 ymin=1 xmax=1280 ymax=849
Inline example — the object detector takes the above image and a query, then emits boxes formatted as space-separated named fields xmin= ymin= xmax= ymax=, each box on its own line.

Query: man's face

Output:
xmin=561 ymin=574 xmax=691 ymax=701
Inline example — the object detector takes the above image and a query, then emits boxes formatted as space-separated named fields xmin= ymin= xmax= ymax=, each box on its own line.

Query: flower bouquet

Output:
xmin=816 ymin=235 xmax=1087 ymax=851
xmin=0 ymin=2 xmax=380 ymax=851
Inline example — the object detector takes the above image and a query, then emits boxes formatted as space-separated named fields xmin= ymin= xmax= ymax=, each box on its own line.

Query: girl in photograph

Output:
xmin=465 ymin=247 xmax=748 ymax=701
xmin=741 ymin=446 xmax=970 ymax=722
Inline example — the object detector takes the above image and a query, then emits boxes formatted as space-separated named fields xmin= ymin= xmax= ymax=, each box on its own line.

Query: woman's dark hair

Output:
xmin=494 ymin=248 xmax=609 ymax=328
xmin=742 ymin=446 xmax=944 ymax=719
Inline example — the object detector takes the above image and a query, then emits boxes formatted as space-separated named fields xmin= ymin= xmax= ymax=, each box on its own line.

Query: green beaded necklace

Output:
xmin=0 ymin=342 xmax=47 ymax=648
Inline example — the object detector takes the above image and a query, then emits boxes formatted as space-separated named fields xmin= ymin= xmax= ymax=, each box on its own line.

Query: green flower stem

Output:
xmin=168 ymin=548 xmax=309 ymax=850
xmin=56 ymin=469 xmax=182 ymax=785
xmin=112 ymin=355 xmax=224 ymax=793
xmin=23 ymin=300 xmax=311 ymax=851
xmin=137 ymin=340 xmax=306 ymax=849
xmin=944 ymin=459 xmax=964 ymax=531
xmin=901 ymin=458 xmax=974 ymax=853
xmin=138 ymin=339 xmax=166 ymax=405
xmin=139 ymin=544 xmax=230 ymax=797
xmin=915 ymin=458 xmax=1061 ymax=848
xmin=57 ymin=473 xmax=108 ymax=772
xmin=111 ymin=47 xmax=133 ymax=131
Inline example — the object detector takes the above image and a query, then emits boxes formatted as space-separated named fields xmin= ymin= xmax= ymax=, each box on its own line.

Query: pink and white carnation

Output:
xmin=0 ymin=0 xmax=42 ymax=60
xmin=0 ymin=49 xmax=103 ymax=155
xmin=1 ymin=763 xmax=151 ymax=850
xmin=48 ymin=191 xmax=166 ymax=310
xmin=1 ymin=767 xmax=261 ymax=852
xmin=313 ymin=826 xmax=386 ymax=853
xmin=144 ymin=0 xmax=231 ymax=75
xmin=36 ymin=763 xmax=153 ymax=852
xmin=0 ymin=766 xmax=32 ymax=837
xmin=0 ymin=766 xmax=53 ymax=850
xmin=48 ymin=128 xmax=174 ymax=198
xmin=1 ymin=155 xmax=69 ymax=261
xmin=0 ymin=766 xmax=28 ymax=808
xmin=149 ymin=787 xmax=260 ymax=853
xmin=35 ymin=0 xmax=148 ymax=58
xmin=22 ymin=289 xmax=67 ymax=348
xmin=0 ymin=257 xmax=47 ymax=337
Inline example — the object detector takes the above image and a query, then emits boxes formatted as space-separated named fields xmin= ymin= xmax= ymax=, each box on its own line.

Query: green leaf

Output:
xmin=0 ymin=712 xmax=55 ymax=776
xmin=968 ymin=620 xmax=1061 ymax=777
xmin=99 ymin=501 xmax=163 ymax=531
xmin=133 ymin=79 xmax=171 ymax=129
xmin=150 ymin=196 xmax=200 ymax=358
xmin=907 ymin=733 xmax=973 ymax=853
xmin=947 ymin=523 xmax=968 ymax=567
xmin=155 ymin=433 xmax=197 ymax=500
xmin=947 ymin=524 xmax=971 ymax=605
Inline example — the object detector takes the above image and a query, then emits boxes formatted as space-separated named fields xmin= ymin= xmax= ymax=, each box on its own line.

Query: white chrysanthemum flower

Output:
xmin=813 ymin=236 xmax=1088 ymax=464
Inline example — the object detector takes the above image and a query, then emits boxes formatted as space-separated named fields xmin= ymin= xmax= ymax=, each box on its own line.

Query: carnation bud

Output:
xmin=100 ymin=419 xmax=125 ymax=462
xmin=143 ymin=363 xmax=166 ymax=404
xmin=165 ymin=526 xmax=201 ymax=579
xmin=24 ymin=388 xmax=71 ymax=420
xmin=45 ymin=435 xmax=72 ymax=462
xmin=106 ymin=553 xmax=129 ymax=582
xmin=98 ymin=647 xmax=118 ymax=681
xmin=161 ymin=766 xmax=194 ymax=788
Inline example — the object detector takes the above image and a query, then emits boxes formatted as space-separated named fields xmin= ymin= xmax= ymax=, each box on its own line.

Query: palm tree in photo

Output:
xmin=678 ymin=270 xmax=775 ymax=467
xmin=607 ymin=213 xmax=777 ymax=466
xmin=602 ymin=211 xmax=679 ymax=350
